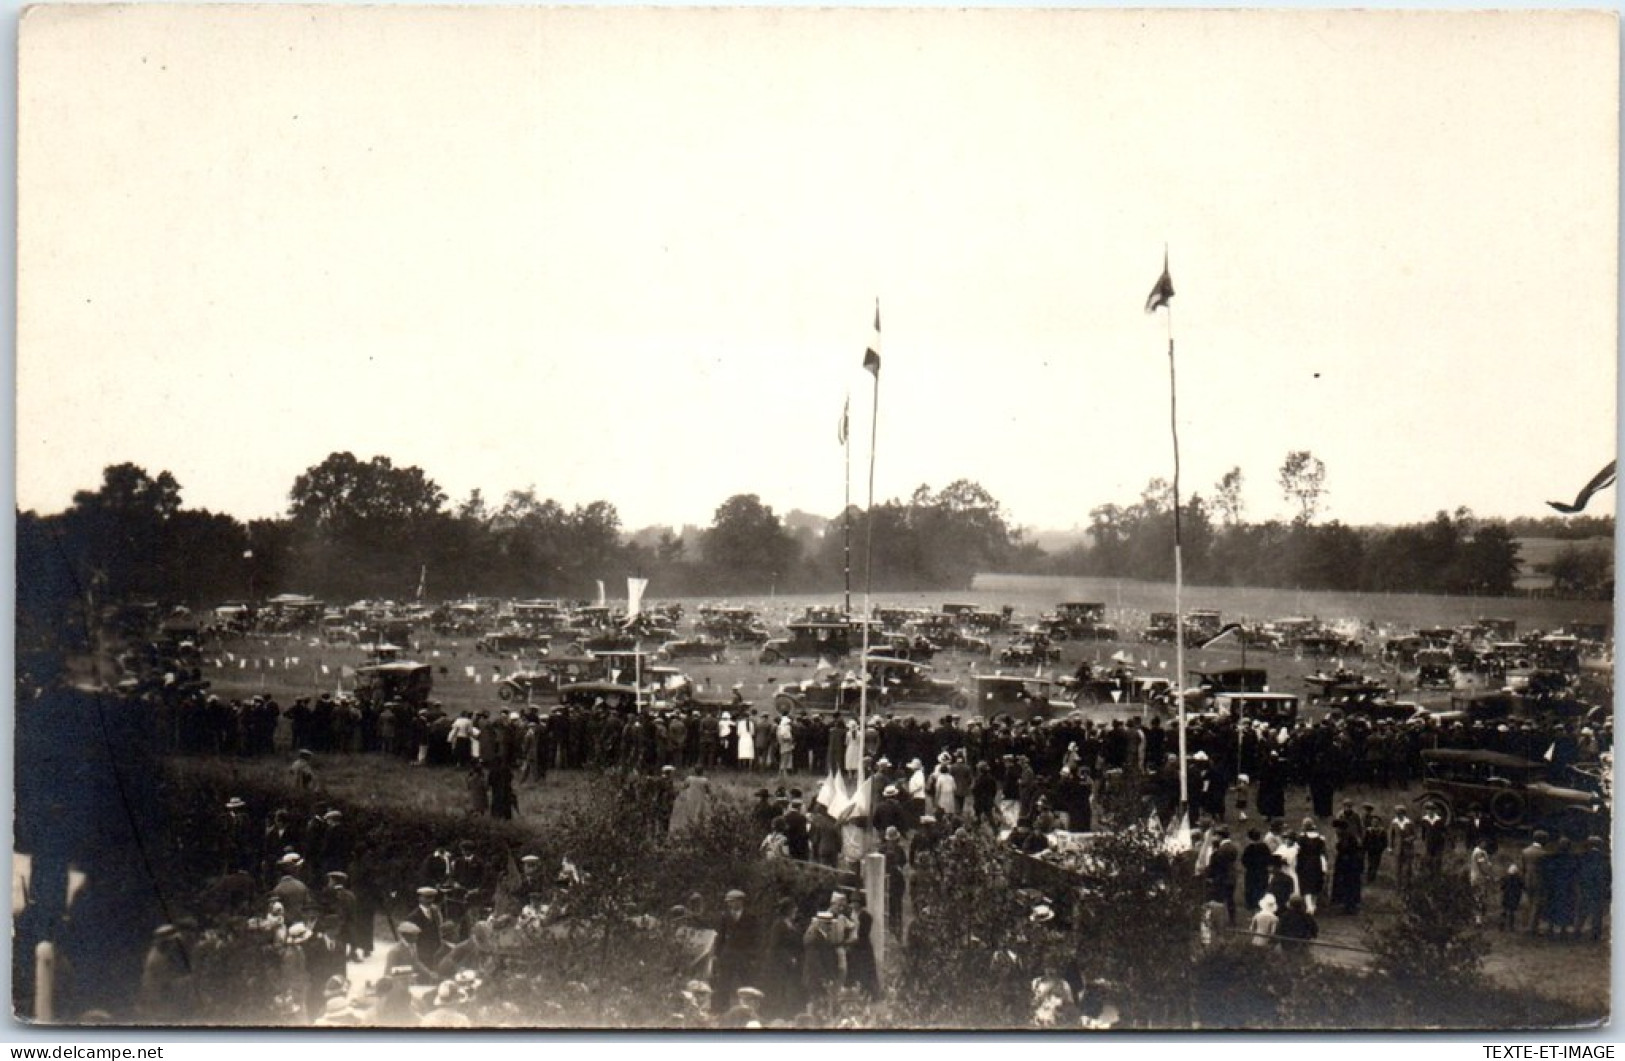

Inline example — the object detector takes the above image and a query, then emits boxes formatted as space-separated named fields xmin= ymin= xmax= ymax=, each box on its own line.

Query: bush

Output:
xmin=1364 ymin=865 xmax=1490 ymax=993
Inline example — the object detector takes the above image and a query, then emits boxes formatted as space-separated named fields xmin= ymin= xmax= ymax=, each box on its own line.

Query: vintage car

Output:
xmin=495 ymin=655 xmax=602 ymax=702
xmin=556 ymin=681 xmax=646 ymax=713
xmin=771 ymin=672 xmax=870 ymax=715
xmin=866 ymin=656 xmax=970 ymax=710
xmin=1303 ymin=669 xmax=1388 ymax=703
xmin=974 ymin=675 xmax=1059 ymax=723
xmin=697 ymin=607 xmax=772 ymax=643
xmin=759 ymin=621 xmax=854 ymax=664
xmin=354 ymin=661 xmax=433 ymax=710
xmin=1205 ymin=691 xmax=1300 ymax=727
xmin=654 ymin=636 xmax=728 ymax=663
xmin=1417 ymin=748 xmax=1607 ymax=833
xmin=907 ymin=615 xmax=992 ymax=655
xmin=476 ymin=630 xmax=552 ymax=656
xmin=1416 ymin=649 xmax=1456 ymax=690
xmin=998 ymin=634 xmax=1061 ymax=666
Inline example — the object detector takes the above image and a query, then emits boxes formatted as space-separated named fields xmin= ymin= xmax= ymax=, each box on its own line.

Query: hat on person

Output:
xmin=326 ymin=871 xmax=348 ymax=884
xmin=226 ymin=797 xmax=246 ymax=810
xmin=278 ymin=852 xmax=304 ymax=867
xmin=521 ymin=855 xmax=542 ymax=866
xmin=883 ymin=785 xmax=899 ymax=797
xmin=1191 ymin=751 xmax=1209 ymax=761
xmin=684 ymin=980 xmax=713 ymax=996
xmin=908 ymin=758 xmax=923 ymax=769
xmin=396 ymin=921 xmax=421 ymax=936
xmin=724 ymin=889 xmax=747 ymax=902
xmin=152 ymin=924 xmax=180 ymax=941
xmin=297 ymin=749 xmax=313 ymax=758
xmin=736 ymin=987 xmax=765 ymax=1001
xmin=416 ymin=886 xmax=440 ymax=899
xmin=1030 ymin=905 xmax=1055 ymax=924
xmin=285 ymin=923 xmax=313 ymax=944
xmin=815 ymin=911 xmax=836 ymax=922
xmin=877 ymin=757 xmax=893 ymax=768
xmin=920 ymin=815 xmax=937 ymax=824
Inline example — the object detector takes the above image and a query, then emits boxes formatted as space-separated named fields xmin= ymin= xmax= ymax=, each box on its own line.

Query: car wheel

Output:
xmin=1418 ymin=795 xmax=1453 ymax=827
xmin=1490 ymin=790 xmax=1527 ymax=829
xmin=950 ymin=692 xmax=970 ymax=712
xmin=774 ymin=694 xmax=799 ymax=713
xmin=760 ymin=649 xmax=782 ymax=665
xmin=497 ymin=684 xmax=515 ymax=702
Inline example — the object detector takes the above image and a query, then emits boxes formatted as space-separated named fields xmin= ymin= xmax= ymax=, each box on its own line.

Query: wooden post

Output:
xmin=862 ymin=851 xmax=886 ymax=977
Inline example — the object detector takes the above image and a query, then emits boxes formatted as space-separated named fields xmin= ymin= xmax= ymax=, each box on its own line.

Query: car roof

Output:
xmin=1421 ymin=748 xmax=1543 ymax=768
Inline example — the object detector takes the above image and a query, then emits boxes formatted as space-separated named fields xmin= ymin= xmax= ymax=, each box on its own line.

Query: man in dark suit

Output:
xmin=404 ymin=886 xmax=448 ymax=967
xmin=709 ymin=888 xmax=760 ymax=1013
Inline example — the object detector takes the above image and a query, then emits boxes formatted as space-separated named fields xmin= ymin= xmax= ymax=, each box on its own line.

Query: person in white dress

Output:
xmin=737 ymin=713 xmax=756 ymax=769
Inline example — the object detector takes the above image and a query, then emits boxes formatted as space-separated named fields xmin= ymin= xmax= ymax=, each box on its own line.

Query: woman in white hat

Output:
xmin=1249 ymin=893 xmax=1280 ymax=947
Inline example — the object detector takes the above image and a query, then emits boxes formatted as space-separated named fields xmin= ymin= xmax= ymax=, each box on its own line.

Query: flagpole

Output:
xmin=858 ymin=301 xmax=881 ymax=828
xmin=844 ymin=395 xmax=853 ymax=619
xmin=1168 ymin=302 xmax=1188 ymax=810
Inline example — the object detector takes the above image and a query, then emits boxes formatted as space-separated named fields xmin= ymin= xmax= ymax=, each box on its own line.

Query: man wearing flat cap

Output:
xmin=709 ymin=887 xmax=760 ymax=1013
xmin=405 ymin=886 xmax=447 ymax=965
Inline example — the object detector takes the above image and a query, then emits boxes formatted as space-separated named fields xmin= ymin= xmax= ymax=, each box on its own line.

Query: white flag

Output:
xmin=596 ymin=580 xmax=606 ymax=607
xmin=626 ymin=577 xmax=649 ymax=621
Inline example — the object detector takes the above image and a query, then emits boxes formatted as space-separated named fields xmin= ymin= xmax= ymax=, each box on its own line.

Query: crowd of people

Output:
xmin=109 ymin=653 xmax=1614 ymax=1028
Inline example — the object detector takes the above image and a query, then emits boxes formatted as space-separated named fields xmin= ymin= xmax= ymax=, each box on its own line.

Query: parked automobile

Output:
xmin=998 ymin=634 xmax=1060 ymax=666
xmin=759 ymin=621 xmax=854 ymax=664
xmin=495 ymin=655 xmax=602 ymax=702
xmin=974 ymin=675 xmax=1058 ymax=723
xmin=355 ymin=661 xmax=433 ymax=710
xmin=867 ymin=656 xmax=970 ymax=710
xmin=1206 ymin=691 xmax=1300 ymax=728
xmin=655 ymin=636 xmax=728 ymax=663
xmin=1417 ymin=748 xmax=1606 ymax=834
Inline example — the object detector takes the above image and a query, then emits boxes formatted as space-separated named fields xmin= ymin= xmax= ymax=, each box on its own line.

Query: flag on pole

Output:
xmin=1547 ymin=460 xmax=1617 ymax=514
xmin=838 ymin=395 xmax=850 ymax=445
xmin=626 ymin=577 xmax=649 ymax=621
xmin=1145 ymin=248 xmax=1175 ymax=313
xmin=1164 ymin=808 xmax=1192 ymax=854
xmin=862 ymin=300 xmax=881 ymax=376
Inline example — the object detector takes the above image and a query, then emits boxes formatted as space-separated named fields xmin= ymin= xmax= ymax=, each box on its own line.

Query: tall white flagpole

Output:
xmin=857 ymin=300 xmax=881 ymax=822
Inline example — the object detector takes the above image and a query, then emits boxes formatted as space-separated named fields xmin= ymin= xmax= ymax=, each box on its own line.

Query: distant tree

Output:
xmin=1213 ymin=467 xmax=1245 ymax=527
xmin=286 ymin=452 xmax=447 ymax=597
xmin=700 ymin=494 xmax=800 ymax=593
xmin=288 ymin=452 xmax=445 ymax=533
xmin=1455 ymin=523 xmax=1522 ymax=595
xmin=1547 ymin=542 xmax=1613 ymax=598
xmin=1278 ymin=451 xmax=1327 ymax=525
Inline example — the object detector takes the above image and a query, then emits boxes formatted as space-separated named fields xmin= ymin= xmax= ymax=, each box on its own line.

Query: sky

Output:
xmin=16 ymin=6 xmax=1619 ymax=536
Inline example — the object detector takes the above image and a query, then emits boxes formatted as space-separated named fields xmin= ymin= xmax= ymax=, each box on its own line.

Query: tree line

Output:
xmin=18 ymin=452 xmax=1612 ymax=633
xmin=1043 ymin=455 xmax=1613 ymax=598
xmin=16 ymin=455 xmax=1037 ymax=619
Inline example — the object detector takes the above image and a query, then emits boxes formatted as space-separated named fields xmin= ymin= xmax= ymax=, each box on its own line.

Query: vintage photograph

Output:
xmin=13 ymin=5 xmax=1618 ymax=1031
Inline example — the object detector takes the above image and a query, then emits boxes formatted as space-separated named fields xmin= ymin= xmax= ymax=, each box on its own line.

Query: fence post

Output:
xmin=862 ymin=852 xmax=886 ymax=975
